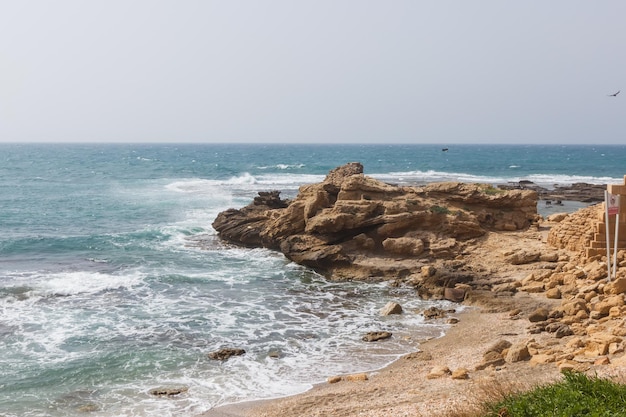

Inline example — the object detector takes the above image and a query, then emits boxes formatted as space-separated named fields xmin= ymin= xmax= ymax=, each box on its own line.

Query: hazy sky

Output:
xmin=1 ymin=1 xmax=624 ymax=144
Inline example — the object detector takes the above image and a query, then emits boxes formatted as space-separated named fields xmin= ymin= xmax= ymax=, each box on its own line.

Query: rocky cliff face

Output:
xmin=212 ymin=163 xmax=539 ymax=281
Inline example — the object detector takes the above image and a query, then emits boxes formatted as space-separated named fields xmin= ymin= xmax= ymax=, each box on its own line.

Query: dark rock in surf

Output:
xmin=208 ymin=347 xmax=246 ymax=361
xmin=149 ymin=386 xmax=189 ymax=396
xmin=362 ymin=331 xmax=392 ymax=342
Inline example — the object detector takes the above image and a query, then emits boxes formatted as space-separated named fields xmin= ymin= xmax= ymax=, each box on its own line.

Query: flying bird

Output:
xmin=608 ymin=90 xmax=620 ymax=97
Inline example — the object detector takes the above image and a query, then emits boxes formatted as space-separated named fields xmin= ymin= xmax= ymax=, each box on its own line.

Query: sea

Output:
xmin=1 ymin=143 xmax=624 ymax=417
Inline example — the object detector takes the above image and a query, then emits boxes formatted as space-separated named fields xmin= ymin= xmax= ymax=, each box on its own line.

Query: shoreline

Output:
xmin=200 ymin=292 xmax=562 ymax=417
xmin=202 ymin=181 xmax=613 ymax=417
xmin=199 ymin=309 xmax=460 ymax=417
xmin=200 ymin=209 xmax=590 ymax=417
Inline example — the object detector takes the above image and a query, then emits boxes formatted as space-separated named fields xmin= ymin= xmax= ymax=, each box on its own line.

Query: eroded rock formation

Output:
xmin=212 ymin=163 xmax=539 ymax=282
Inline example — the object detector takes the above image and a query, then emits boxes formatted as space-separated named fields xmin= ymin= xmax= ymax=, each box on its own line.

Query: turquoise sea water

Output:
xmin=1 ymin=143 xmax=624 ymax=416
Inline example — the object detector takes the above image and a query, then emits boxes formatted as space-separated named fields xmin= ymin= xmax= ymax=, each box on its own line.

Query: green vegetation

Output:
xmin=483 ymin=372 xmax=626 ymax=417
xmin=481 ymin=185 xmax=506 ymax=195
xmin=429 ymin=205 xmax=451 ymax=215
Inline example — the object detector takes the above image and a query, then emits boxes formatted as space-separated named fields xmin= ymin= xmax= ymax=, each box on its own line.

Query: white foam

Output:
xmin=34 ymin=270 xmax=145 ymax=297
xmin=165 ymin=179 xmax=225 ymax=195
xmin=523 ymin=173 xmax=622 ymax=187
xmin=375 ymin=170 xmax=622 ymax=188
xmin=257 ymin=163 xmax=306 ymax=170
xmin=225 ymin=172 xmax=257 ymax=185
xmin=375 ymin=170 xmax=510 ymax=185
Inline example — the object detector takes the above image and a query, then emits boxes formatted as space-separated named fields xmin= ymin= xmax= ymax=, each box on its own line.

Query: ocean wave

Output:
xmin=522 ymin=173 xmax=622 ymax=186
xmin=375 ymin=170 xmax=510 ymax=185
xmin=165 ymin=178 xmax=225 ymax=194
xmin=257 ymin=163 xmax=306 ymax=170
xmin=375 ymin=170 xmax=622 ymax=187
xmin=34 ymin=270 xmax=146 ymax=297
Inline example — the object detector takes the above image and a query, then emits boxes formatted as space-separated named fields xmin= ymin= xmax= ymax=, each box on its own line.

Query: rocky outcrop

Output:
xmin=212 ymin=163 xmax=539 ymax=283
xmin=499 ymin=181 xmax=605 ymax=203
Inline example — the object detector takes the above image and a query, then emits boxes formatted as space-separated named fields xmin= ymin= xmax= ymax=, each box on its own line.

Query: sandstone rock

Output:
xmin=604 ymin=277 xmax=626 ymax=295
xmin=506 ymin=343 xmax=531 ymax=362
xmin=592 ymin=295 xmax=625 ymax=317
xmin=149 ymin=386 xmax=189 ymax=396
xmin=362 ymin=331 xmax=392 ymax=342
xmin=213 ymin=164 xmax=538 ymax=281
xmin=520 ymin=283 xmax=545 ymax=293
xmin=327 ymin=376 xmax=342 ymax=384
xmin=492 ymin=282 xmax=519 ymax=293
xmin=545 ymin=287 xmax=562 ymax=299
xmin=527 ymin=323 xmax=546 ymax=334
xmin=345 ymin=373 xmax=368 ymax=382
xmin=324 ymin=162 xmax=364 ymax=186
xmin=529 ymin=354 xmax=556 ymax=366
xmin=528 ymin=307 xmax=549 ymax=323
xmin=421 ymin=265 xmax=436 ymax=277
xmin=380 ymin=302 xmax=403 ymax=316
xmin=609 ymin=342 xmax=624 ymax=355
xmin=609 ymin=306 xmax=622 ymax=318
xmin=208 ymin=348 xmax=246 ymax=361
xmin=486 ymin=339 xmax=512 ymax=354
xmin=427 ymin=365 xmax=451 ymax=379
xmin=423 ymin=307 xmax=447 ymax=319
xmin=382 ymin=237 xmax=424 ymax=256
xmin=404 ymin=351 xmax=433 ymax=361
xmin=594 ymin=356 xmax=610 ymax=365
xmin=476 ymin=351 xmax=505 ymax=370
xmin=540 ymin=252 xmax=560 ymax=262
xmin=554 ymin=325 xmax=574 ymax=338
xmin=547 ymin=212 xmax=569 ymax=222
xmin=353 ymin=233 xmax=376 ymax=250
xmin=444 ymin=287 xmax=466 ymax=302
xmin=451 ymin=368 xmax=470 ymax=380
xmin=505 ymin=250 xmax=541 ymax=265
xmin=562 ymin=299 xmax=588 ymax=316
xmin=584 ymin=336 xmax=623 ymax=356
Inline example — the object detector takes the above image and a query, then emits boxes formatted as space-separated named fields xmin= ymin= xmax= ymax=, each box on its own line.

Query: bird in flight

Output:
xmin=608 ymin=90 xmax=620 ymax=97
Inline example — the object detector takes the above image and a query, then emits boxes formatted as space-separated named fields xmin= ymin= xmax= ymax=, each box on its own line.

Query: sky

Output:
xmin=0 ymin=1 xmax=624 ymax=144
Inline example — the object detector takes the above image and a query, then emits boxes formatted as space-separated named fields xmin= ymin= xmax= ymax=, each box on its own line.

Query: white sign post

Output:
xmin=605 ymin=191 xmax=620 ymax=281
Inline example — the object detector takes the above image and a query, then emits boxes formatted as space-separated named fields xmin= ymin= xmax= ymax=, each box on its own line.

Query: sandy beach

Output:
xmin=202 ymin=295 xmax=564 ymax=417
xmin=201 ymin=224 xmax=579 ymax=417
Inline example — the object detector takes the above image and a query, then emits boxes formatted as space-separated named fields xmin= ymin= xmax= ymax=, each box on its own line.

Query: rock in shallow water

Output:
xmin=362 ymin=331 xmax=392 ymax=342
xmin=379 ymin=301 xmax=403 ymax=316
xmin=208 ymin=347 xmax=246 ymax=361
xmin=149 ymin=386 xmax=189 ymax=397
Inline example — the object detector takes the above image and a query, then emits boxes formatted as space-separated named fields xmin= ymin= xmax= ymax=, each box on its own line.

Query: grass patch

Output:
xmin=442 ymin=372 xmax=626 ymax=417
xmin=484 ymin=372 xmax=626 ymax=417
xmin=490 ymin=371 xmax=626 ymax=416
